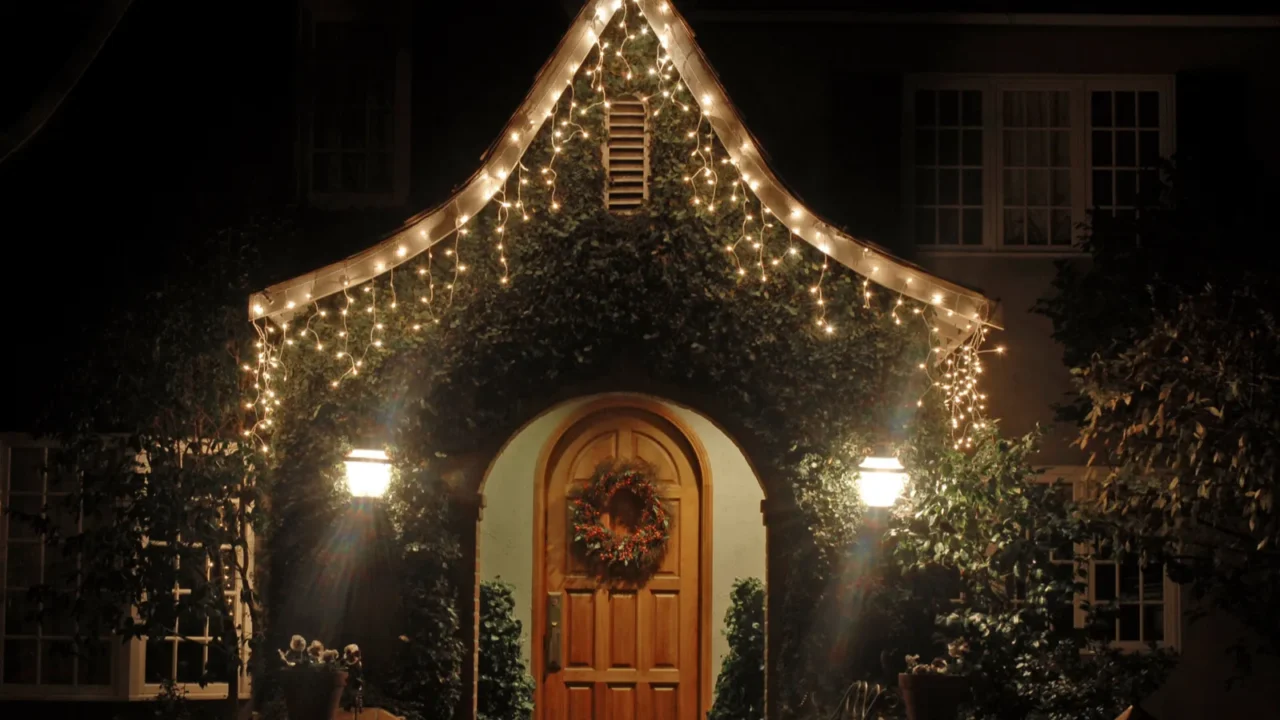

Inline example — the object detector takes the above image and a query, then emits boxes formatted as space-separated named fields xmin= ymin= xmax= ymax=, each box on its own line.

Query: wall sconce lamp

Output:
xmin=857 ymin=454 xmax=908 ymax=508
xmin=345 ymin=448 xmax=392 ymax=499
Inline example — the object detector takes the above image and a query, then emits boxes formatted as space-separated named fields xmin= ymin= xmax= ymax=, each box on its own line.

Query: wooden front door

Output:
xmin=537 ymin=405 xmax=704 ymax=720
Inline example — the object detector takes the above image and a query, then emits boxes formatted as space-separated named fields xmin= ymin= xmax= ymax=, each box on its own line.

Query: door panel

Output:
xmin=540 ymin=407 xmax=702 ymax=720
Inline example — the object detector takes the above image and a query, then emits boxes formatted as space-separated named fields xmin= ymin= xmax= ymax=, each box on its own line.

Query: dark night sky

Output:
xmin=0 ymin=0 xmax=1268 ymax=429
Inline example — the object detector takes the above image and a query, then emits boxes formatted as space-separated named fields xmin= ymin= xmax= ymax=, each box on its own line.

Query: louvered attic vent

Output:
xmin=604 ymin=98 xmax=649 ymax=211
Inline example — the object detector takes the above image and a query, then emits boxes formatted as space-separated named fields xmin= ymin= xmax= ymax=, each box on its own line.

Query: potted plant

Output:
xmin=277 ymin=635 xmax=362 ymax=720
xmin=897 ymin=640 xmax=969 ymax=720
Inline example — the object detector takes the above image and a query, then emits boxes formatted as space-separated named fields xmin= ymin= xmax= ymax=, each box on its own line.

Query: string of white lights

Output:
xmin=241 ymin=0 xmax=1003 ymax=454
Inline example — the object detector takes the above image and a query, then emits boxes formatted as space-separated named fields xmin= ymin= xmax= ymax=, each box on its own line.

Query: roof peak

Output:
xmin=249 ymin=0 xmax=997 ymax=346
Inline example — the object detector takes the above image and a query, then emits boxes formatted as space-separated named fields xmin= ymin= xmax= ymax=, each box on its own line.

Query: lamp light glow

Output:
xmin=857 ymin=455 xmax=908 ymax=508
xmin=345 ymin=448 xmax=391 ymax=499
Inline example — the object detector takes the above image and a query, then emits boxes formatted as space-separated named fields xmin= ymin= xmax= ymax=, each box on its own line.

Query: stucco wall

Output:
xmin=478 ymin=394 xmax=766 ymax=694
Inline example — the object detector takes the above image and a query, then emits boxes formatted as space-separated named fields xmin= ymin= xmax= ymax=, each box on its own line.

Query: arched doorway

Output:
xmin=533 ymin=398 xmax=711 ymax=719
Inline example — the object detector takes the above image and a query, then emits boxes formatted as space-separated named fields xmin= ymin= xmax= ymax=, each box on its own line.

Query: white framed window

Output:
xmin=306 ymin=15 xmax=410 ymax=206
xmin=129 ymin=537 xmax=252 ymax=699
xmin=1040 ymin=467 xmax=1182 ymax=652
xmin=1 ymin=436 xmax=253 ymax=701
xmin=905 ymin=76 xmax=1174 ymax=251
xmin=1 ymin=442 xmax=117 ymax=696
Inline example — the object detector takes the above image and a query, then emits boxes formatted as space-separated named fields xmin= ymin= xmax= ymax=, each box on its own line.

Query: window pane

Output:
xmin=1002 ymin=91 xmax=1023 ymax=127
xmin=938 ymin=130 xmax=959 ymax=165
xmin=7 ymin=544 xmax=42 ymax=587
xmin=1116 ymin=131 xmax=1136 ymax=166
xmin=47 ymin=595 xmax=77 ymax=636
xmin=939 ymin=90 xmax=960 ymax=125
xmin=46 ymin=450 xmax=76 ymax=493
xmin=962 ymin=209 xmax=983 ymax=246
xmin=1054 ymin=91 xmax=1071 ymax=127
xmin=1120 ymin=559 xmax=1140 ymax=601
xmin=963 ymin=169 xmax=983 ymax=205
xmin=1051 ymin=170 xmax=1071 ymax=206
xmin=1027 ymin=170 xmax=1049 ymax=206
xmin=1092 ymin=171 xmax=1113 ymax=207
xmin=962 ymin=130 xmax=982 ymax=165
xmin=178 ymin=610 xmax=207 ymax=639
xmin=915 ymin=129 xmax=936 ymax=165
xmin=1003 ymin=209 xmax=1025 ymax=244
xmin=1116 ymin=92 xmax=1137 ymax=127
xmin=1052 ymin=210 xmax=1073 ymax=245
xmin=1139 ymin=91 xmax=1160 ymax=128
xmin=1095 ymin=563 xmax=1117 ymax=601
xmin=9 ymin=448 xmax=44 ymax=492
xmin=207 ymin=648 xmax=232 ymax=683
xmin=1091 ymin=91 xmax=1112 ymax=128
xmin=220 ymin=549 xmax=237 ymax=591
xmin=145 ymin=640 xmax=173 ymax=683
xmin=1004 ymin=130 xmax=1025 ymax=166
xmin=176 ymin=641 xmax=206 ymax=683
xmin=962 ymin=90 xmax=982 ymax=125
xmin=42 ymin=641 xmax=75 ymax=684
xmin=915 ymin=169 xmax=936 ymax=204
xmin=938 ymin=169 xmax=960 ymax=205
xmin=6 ymin=496 xmax=43 ymax=539
xmin=938 ymin=209 xmax=960 ymax=245
xmin=915 ymin=209 xmax=936 ymax=244
xmin=1144 ymin=605 xmax=1165 ymax=642
xmin=915 ymin=90 xmax=936 ymax=126
xmin=1050 ymin=131 xmax=1070 ymax=167
xmin=341 ymin=153 xmax=365 ymax=191
xmin=3 ymin=590 xmax=38 ymax=634
xmin=49 ymin=501 xmax=80 ymax=540
xmin=1119 ymin=604 xmax=1141 ymax=641
xmin=1092 ymin=130 xmax=1112 ymax=166
xmin=1027 ymin=132 xmax=1047 ymax=167
xmin=3 ymin=639 xmax=38 ymax=683
xmin=1143 ymin=563 xmax=1164 ymax=600
xmin=1116 ymin=170 xmax=1138 ymax=206
xmin=1028 ymin=209 xmax=1049 ymax=245
xmin=1004 ymin=169 xmax=1025 ymax=206
xmin=81 ymin=640 xmax=112 ymax=685
xmin=1025 ymin=91 xmax=1046 ymax=128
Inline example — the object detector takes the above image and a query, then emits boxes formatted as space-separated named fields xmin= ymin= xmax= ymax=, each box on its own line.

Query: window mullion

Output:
xmin=983 ymin=81 xmax=1000 ymax=247
xmin=1072 ymin=85 xmax=1088 ymax=243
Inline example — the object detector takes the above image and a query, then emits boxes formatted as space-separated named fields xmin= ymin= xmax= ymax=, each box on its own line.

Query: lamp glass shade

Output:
xmin=857 ymin=455 xmax=908 ymax=508
xmin=345 ymin=448 xmax=391 ymax=498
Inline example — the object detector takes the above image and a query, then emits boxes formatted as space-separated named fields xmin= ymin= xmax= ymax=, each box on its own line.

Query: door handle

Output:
xmin=546 ymin=592 xmax=563 ymax=673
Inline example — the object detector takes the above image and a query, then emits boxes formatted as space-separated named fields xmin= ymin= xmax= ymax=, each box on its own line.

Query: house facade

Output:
xmin=3 ymin=1 xmax=1279 ymax=718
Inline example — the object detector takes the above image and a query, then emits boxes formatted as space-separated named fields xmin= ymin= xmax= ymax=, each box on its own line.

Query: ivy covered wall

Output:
xmin=260 ymin=11 xmax=942 ymax=718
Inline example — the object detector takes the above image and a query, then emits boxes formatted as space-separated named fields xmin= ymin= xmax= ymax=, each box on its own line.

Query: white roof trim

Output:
xmin=249 ymin=0 xmax=998 ymax=341
xmin=691 ymin=11 xmax=1280 ymax=28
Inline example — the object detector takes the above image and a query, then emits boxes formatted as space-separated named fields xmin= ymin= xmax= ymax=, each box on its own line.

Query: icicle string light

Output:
xmin=240 ymin=0 xmax=1001 ymax=453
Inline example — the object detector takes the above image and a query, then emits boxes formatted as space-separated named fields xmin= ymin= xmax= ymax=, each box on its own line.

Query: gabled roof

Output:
xmin=248 ymin=0 xmax=998 ymax=347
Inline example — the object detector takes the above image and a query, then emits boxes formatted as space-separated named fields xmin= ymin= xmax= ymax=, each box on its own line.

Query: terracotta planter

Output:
xmin=898 ymin=672 xmax=968 ymax=720
xmin=280 ymin=669 xmax=347 ymax=720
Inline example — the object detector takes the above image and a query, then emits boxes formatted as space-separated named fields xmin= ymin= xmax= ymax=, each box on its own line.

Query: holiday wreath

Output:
xmin=572 ymin=460 xmax=671 ymax=572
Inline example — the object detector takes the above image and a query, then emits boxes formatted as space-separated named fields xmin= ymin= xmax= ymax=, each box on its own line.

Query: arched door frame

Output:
xmin=529 ymin=394 xmax=714 ymax=719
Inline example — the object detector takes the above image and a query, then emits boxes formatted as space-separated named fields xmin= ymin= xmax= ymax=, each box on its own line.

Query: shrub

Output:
xmin=709 ymin=577 xmax=765 ymax=720
xmin=478 ymin=580 xmax=535 ymax=720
